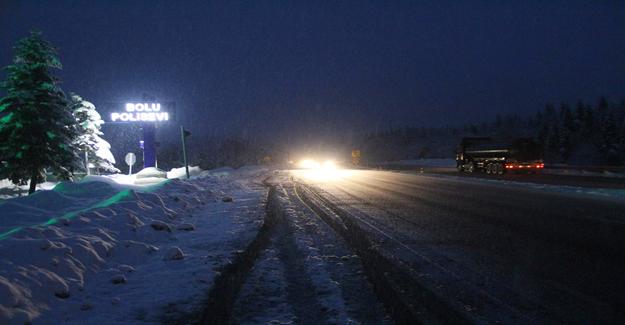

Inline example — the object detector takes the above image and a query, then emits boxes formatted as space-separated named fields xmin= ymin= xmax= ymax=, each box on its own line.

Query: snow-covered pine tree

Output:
xmin=619 ymin=101 xmax=625 ymax=164
xmin=600 ymin=112 xmax=620 ymax=164
xmin=575 ymin=100 xmax=589 ymax=138
xmin=558 ymin=103 xmax=575 ymax=161
xmin=70 ymin=94 xmax=119 ymax=174
xmin=546 ymin=125 xmax=561 ymax=162
xmin=0 ymin=31 xmax=81 ymax=194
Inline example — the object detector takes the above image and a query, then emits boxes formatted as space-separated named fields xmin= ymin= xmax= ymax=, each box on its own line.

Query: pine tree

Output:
xmin=0 ymin=31 xmax=81 ymax=194
xmin=600 ymin=112 xmax=620 ymax=163
xmin=546 ymin=125 xmax=561 ymax=161
xmin=620 ymin=119 xmax=625 ymax=163
xmin=618 ymin=101 xmax=625 ymax=163
xmin=559 ymin=103 xmax=575 ymax=160
xmin=70 ymin=94 xmax=119 ymax=174
xmin=597 ymin=96 xmax=610 ymax=117
xmin=575 ymin=100 xmax=590 ymax=138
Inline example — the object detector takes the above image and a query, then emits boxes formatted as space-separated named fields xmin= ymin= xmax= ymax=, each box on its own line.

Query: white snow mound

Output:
xmin=135 ymin=167 xmax=167 ymax=179
xmin=0 ymin=165 xmax=270 ymax=324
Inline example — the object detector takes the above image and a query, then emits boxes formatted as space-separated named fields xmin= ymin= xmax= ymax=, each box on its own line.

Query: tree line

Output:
xmin=359 ymin=98 xmax=625 ymax=165
xmin=534 ymin=98 xmax=625 ymax=164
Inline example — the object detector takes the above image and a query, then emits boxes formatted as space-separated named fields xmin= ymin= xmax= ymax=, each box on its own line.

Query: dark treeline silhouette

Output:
xmin=156 ymin=135 xmax=272 ymax=171
xmin=148 ymin=97 xmax=624 ymax=170
xmin=359 ymin=97 xmax=625 ymax=165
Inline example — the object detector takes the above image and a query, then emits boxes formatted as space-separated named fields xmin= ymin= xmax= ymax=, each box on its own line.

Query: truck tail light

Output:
xmin=506 ymin=163 xmax=544 ymax=169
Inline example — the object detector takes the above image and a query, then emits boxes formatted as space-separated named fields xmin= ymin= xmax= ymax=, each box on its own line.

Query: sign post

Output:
xmin=125 ymin=152 xmax=137 ymax=175
xmin=351 ymin=149 xmax=361 ymax=166
xmin=107 ymin=101 xmax=174 ymax=169
xmin=142 ymin=124 xmax=156 ymax=168
xmin=180 ymin=126 xmax=191 ymax=179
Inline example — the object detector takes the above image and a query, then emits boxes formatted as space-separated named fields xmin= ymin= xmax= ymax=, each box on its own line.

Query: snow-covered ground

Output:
xmin=0 ymin=166 xmax=205 ymax=201
xmin=0 ymin=166 xmax=269 ymax=324
xmin=3 ymin=163 xmax=621 ymax=324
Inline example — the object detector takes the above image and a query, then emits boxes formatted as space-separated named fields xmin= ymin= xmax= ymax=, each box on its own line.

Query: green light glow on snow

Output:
xmin=0 ymin=112 xmax=13 ymax=123
xmin=46 ymin=131 xmax=56 ymax=139
xmin=0 ymin=227 xmax=24 ymax=240
xmin=91 ymin=189 xmax=134 ymax=208
xmin=0 ymin=179 xmax=170 ymax=241
xmin=41 ymin=218 xmax=58 ymax=226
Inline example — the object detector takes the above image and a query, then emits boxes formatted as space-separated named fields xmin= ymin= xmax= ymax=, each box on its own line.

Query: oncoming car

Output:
xmin=295 ymin=159 xmax=338 ymax=170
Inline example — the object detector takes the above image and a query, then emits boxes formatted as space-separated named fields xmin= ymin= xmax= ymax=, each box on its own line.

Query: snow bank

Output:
xmin=0 ymin=165 xmax=258 ymax=202
xmin=80 ymin=175 xmax=163 ymax=191
xmin=0 ymin=166 xmax=269 ymax=324
xmin=134 ymin=167 xmax=167 ymax=186
xmin=166 ymin=166 xmax=203 ymax=179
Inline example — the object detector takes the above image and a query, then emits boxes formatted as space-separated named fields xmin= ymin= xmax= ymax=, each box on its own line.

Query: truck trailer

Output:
xmin=456 ymin=137 xmax=544 ymax=174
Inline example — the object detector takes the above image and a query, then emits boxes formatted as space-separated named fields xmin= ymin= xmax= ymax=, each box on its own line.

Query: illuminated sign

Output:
xmin=110 ymin=103 xmax=169 ymax=122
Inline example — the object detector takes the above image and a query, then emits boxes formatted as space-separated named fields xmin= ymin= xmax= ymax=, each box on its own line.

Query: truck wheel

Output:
xmin=466 ymin=162 xmax=474 ymax=173
xmin=486 ymin=163 xmax=493 ymax=174
xmin=457 ymin=164 xmax=464 ymax=172
xmin=496 ymin=163 xmax=504 ymax=175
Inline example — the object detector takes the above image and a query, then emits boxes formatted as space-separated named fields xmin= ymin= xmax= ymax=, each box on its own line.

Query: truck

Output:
xmin=456 ymin=137 xmax=544 ymax=174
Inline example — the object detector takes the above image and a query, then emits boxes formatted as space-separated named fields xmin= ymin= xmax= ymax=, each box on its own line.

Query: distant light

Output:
xmin=295 ymin=164 xmax=352 ymax=182
xmin=110 ymin=102 xmax=168 ymax=122
xmin=299 ymin=159 xmax=321 ymax=169
xmin=322 ymin=160 xmax=337 ymax=170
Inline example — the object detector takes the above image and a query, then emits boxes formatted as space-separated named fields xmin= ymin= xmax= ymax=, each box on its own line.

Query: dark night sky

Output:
xmin=1 ymin=0 xmax=624 ymax=138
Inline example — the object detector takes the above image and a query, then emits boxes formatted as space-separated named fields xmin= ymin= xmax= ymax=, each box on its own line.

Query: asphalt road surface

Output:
xmin=292 ymin=169 xmax=625 ymax=323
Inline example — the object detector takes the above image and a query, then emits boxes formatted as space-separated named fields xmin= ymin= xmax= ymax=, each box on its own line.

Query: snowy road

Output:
xmin=4 ymin=167 xmax=624 ymax=324
xmin=289 ymin=169 xmax=625 ymax=323
xmin=230 ymin=178 xmax=389 ymax=324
